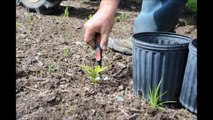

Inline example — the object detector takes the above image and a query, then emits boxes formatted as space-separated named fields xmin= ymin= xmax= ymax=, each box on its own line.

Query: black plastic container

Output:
xmin=179 ymin=39 xmax=197 ymax=114
xmin=132 ymin=32 xmax=192 ymax=102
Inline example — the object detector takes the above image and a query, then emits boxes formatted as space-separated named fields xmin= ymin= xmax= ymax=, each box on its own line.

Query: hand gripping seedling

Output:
xmin=94 ymin=33 xmax=102 ymax=67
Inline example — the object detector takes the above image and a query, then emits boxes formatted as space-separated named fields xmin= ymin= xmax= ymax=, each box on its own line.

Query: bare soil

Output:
xmin=16 ymin=1 xmax=197 ymax=120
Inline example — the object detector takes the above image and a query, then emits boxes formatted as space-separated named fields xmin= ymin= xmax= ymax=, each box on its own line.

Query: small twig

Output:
xmin=128 ymin=107 xmax=143 ymax=113
xmin=172 ymin=111 xmax=177 ymax=118
xmin=129 ymin=113 xmax=139 ymax=119
xmin=118 ymin=108 xmax=130 ymax=117
xmin=24 ymin=86 xmax=40 ymax=92
xmin=59 ymin=89 xmax=69 ymax=93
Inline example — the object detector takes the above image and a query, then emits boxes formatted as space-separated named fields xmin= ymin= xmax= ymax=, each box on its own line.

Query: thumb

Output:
xmin=100 ymin=33 xmax=109 ymax=50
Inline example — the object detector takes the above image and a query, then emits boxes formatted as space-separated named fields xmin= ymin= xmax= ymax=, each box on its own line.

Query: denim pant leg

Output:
xmin=133 ymin=0 xmax=187 ymax=33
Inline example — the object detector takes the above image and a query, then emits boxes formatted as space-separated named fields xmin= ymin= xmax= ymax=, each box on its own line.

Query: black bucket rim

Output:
xmin=132 ymin=32 xmax=192 ymax=50
xmin=189 ymin=39 xmax=197 ymax=56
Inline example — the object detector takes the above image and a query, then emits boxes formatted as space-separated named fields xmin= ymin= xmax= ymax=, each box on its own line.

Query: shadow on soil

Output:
xmin=21 ymin=1 xmax=196 ymax=27
xmin=178 ymin=8 xmax=197 ymax=26
xmin=30 ymin=1 xmax=141 ymax=19
xmin=47 ymin=6 xmax=98 ymax=20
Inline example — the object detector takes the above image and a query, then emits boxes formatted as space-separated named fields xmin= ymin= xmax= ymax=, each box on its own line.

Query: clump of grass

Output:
xmin=79 ymin=64 xmax=108 ymax=84
xmin=63 ymin=0 xmax=69 ymax=18
xmin=148 ymin=79 xmax=176 ymax=110
xmin=115 ymin=12 xmax=129 ymax=22
xmin=63 ymin=48 xmax=69 ymax=57
xmin=186 ymin=0 xmax=197 ymax=12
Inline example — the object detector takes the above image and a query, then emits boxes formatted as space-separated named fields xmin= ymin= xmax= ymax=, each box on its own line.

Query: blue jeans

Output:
xmin=133 ymin=0 xmax=187 ymax=33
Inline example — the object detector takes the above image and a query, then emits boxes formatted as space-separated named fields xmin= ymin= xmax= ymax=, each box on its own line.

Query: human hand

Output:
xmin=83 ymin=0 xmax=120 ymax=50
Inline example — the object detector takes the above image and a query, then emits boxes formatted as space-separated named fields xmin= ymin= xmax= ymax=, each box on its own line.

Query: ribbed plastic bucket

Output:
xmin=132 ymin=32 xmax=192 ymax=102
xmin=179 ymin=39 xmax=197 ymax=114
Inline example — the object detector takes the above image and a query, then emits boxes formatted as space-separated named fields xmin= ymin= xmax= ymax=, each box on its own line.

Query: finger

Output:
xmin=100 ymin=33 xmax=109 ymax=50
xmin=84 ymin=30 xmax=96 ymax=48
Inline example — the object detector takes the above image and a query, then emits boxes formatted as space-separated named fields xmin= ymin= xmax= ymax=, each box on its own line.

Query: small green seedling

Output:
xmin=47 ymin=62 xmax=52 ymax=74
xmin=186 ymin=0 xmax=197 ymax=12
xmin=115 ymin=12 xmax=129 ymax=22
xmin=16 ymin=22 xmax=20 ymax=29
xmin=79 ymin=64 xmax=108 ymax=84
xmin=63 ymin=48 xmax=69 ymax=57
xmin=63 ymin=0 xmax=69 ymax=18
xmin=148 ymin=79 xmax=176 ymax=110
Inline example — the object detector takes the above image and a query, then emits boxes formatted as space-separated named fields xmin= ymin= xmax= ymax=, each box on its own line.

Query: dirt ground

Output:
xmin=16 ymin=0 xmax=197 ymax=120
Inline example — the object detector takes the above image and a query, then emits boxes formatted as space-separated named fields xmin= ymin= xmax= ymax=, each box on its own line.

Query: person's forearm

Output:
xmin=98 ymin=0 xmax=120 ymax=18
